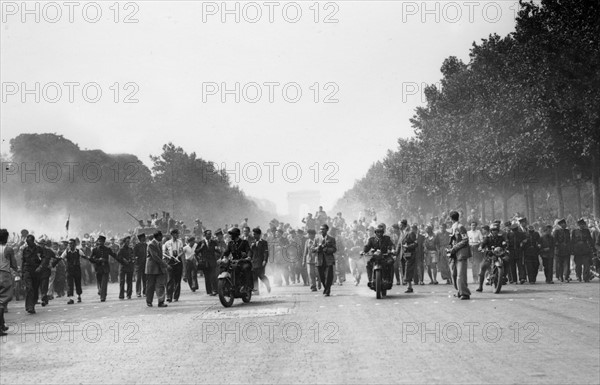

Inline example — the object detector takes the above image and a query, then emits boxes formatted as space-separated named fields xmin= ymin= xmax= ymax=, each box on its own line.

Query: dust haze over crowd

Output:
xmin=0 ymin=133 xmax=276 ymax=239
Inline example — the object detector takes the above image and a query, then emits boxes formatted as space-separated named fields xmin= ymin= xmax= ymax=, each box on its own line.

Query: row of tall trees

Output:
xmin=1 ymin=133 xmax=272 ymax=233
xmin=335 ymin=0 xmax=600 ymax=224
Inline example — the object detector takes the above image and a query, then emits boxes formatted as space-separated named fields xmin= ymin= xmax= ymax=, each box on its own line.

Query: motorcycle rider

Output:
xmin=363 ymin=225 xmax=395 ymax=289
xmin=476 ymin=224 xmax=508 ymax=292
xmin=222 ymin=227 xmax=252 ymax=293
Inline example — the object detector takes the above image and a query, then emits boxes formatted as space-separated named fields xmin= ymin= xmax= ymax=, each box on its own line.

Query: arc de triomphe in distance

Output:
xmin=287 ymin=190 xmax=321 ymax=224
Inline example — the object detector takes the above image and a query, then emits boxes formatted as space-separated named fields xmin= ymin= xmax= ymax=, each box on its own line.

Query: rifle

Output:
xmin=126 ymin=211 xmax=140 ymax=223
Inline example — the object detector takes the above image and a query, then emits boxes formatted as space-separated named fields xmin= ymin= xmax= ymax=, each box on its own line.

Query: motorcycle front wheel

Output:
xmin=375 ymin=270 xmax=383 ymax=299
xmin=242 ymin=289 xmax=252 ymax=303
xmin=492 ymin=266 xmax=503 ymax=294
xmin=218 ymin=279 xmax=235 ymax=307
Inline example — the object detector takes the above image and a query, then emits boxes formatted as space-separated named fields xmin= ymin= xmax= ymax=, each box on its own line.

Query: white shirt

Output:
xmin=467 ymin=229 xmax=483 ymax=245
xmin=162 ymin=239 xmax=184 ymax=259
xmin=183 ymin=244 xmax=197 ymax=261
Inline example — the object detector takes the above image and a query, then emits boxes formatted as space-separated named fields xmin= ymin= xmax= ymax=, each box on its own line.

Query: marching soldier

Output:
xmin=89 ymin=235 xmax=116 ymax=302
xmin=571 ymin=218 xmax=595 ymax=282
xmin=521 ymin=225 xmax=541 ymax=283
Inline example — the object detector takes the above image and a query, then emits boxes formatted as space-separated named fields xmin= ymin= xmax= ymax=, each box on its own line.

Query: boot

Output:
xmin=475 ymin=276 xmax=484 ymax=292
xmin=0 ymin=307 xmax=7 ymax=335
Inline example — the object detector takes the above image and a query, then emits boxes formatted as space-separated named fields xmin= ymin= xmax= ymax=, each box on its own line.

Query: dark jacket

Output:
xmin=90 ymin=245 xmax=116 ymax=274
xmin=249 ymin=239 xmax=269 ymax=269
xmin=552 ymin=227 xmax=571 ymax=257
xmin=571 ymin=228 xmax=594 ymax=257
xmin=146 ymin=239 xmax=167 ymax=275
xmin=315 ymin=234 xmax=337 ymax=267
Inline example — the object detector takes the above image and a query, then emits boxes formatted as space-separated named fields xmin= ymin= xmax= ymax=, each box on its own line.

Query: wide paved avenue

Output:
xmin=1 ymin=274 xmax=598 ymax=384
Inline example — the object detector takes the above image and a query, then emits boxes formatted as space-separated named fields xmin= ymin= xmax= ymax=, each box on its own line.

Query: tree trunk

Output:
xmin=524 ymin=184 xmax=530 ymax=221
xmin=481 ymin=197 xmax=486 ymax=223
xmin=555 ymin=169 xmax=565 ymax=218
xmin=529 ymin=187 xmax=535 ymax=222
xmin=575 ymin=184 xmax=582 ymax=219
xmin=592 ymin=153 xmax=600 ymax=219
xmin=490 ymin=196 xmax=496 ymax=221
xmin=501 ymin=186 xmax=509 ymax=222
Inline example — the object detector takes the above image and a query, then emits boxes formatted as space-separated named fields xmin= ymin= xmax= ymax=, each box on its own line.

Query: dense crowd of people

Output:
xmin=1 ymin=206 xmax=599 ymax=336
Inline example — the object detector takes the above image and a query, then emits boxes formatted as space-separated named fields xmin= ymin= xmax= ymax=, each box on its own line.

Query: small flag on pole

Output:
xmin=66 ymin=214 xmax=70 ymax=231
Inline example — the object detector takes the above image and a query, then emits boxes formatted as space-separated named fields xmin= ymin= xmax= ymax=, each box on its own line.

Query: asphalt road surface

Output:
xmin=1 ymin=271 xmax=599 ymax=384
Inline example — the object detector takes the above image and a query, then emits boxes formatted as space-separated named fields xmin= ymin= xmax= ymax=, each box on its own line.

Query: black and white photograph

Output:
xmin=0 ymin=0 xmax=599 ymax=383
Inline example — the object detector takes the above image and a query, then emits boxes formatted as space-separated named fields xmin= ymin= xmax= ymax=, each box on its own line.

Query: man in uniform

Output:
xmin=21 ymin=235 xmax=49 ymax=314
xmin=89 ymin=235 xmax=116 ymax=302
xmin=59 ymin=238 xmax=86 ymax=304
xmin=163 ymin=229 xmax=184 ymax=302
xmin=363 ymin=225 xmax=395 ymax=288
xmin=313 ymin=224 xmax=337 ymax=296
xmin=571 ymin=218 xmax=595 ymax=282
xmin=134 ymin=233 xmax=147 ymax=297
xmin=146 ymin=230 xmax=168 ymax=307
xmin=117 ymin=236 xmax=135 ymax=299
xmin=249 ymin=228 xmax=271 ymax=295
xmin=476 ymin=224 xmax=507 ymax=292
xmin=222 ymin=227 xmax=252 ymax=293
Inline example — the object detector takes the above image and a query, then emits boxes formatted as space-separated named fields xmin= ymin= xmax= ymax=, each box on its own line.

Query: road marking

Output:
xmin=491 ymin=299 xmax=496 ymax=302
xmin=375 ymin=303 xmax=380 ymax=305
xmin=394 ymin=302 xmax=399 ymax=305
xmin=47 ymin=310 xmax=51 ymax=312
xmin=338 ymin=305 xmax=343 ymax=307
xmin=319 ymin=306 xmax=325 ymax=308
xmin=509 ymin=299 xmax=513 ymax=301
xmin=433 ymin=301 xmax=439 ymax=304
xmin=531 ymin=298 xmax=535 ymax=300
xmin=549 ymin=298 xmax=553 ymax=300
xmin=413 ymin=302 xmax=419 ymax=304
xmin=355 ymin=304 xmax=361 ymax=306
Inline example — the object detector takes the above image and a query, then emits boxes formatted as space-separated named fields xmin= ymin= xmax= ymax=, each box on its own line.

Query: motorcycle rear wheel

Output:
xmin=218 ymin=279 xmax=235 ymax=307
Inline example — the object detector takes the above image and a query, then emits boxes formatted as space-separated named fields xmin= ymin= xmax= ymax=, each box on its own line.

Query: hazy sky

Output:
xmin=1 ymin=1 xmax=517 ymax=216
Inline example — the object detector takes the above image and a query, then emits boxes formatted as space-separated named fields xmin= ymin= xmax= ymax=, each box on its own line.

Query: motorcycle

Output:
xmin=362 ymin=249 xmax=394 ymax=299
xmin=217 ymin=257 xmax=252 ymax=307
xmin=486 ymin=247 xmax=508 ymax=294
